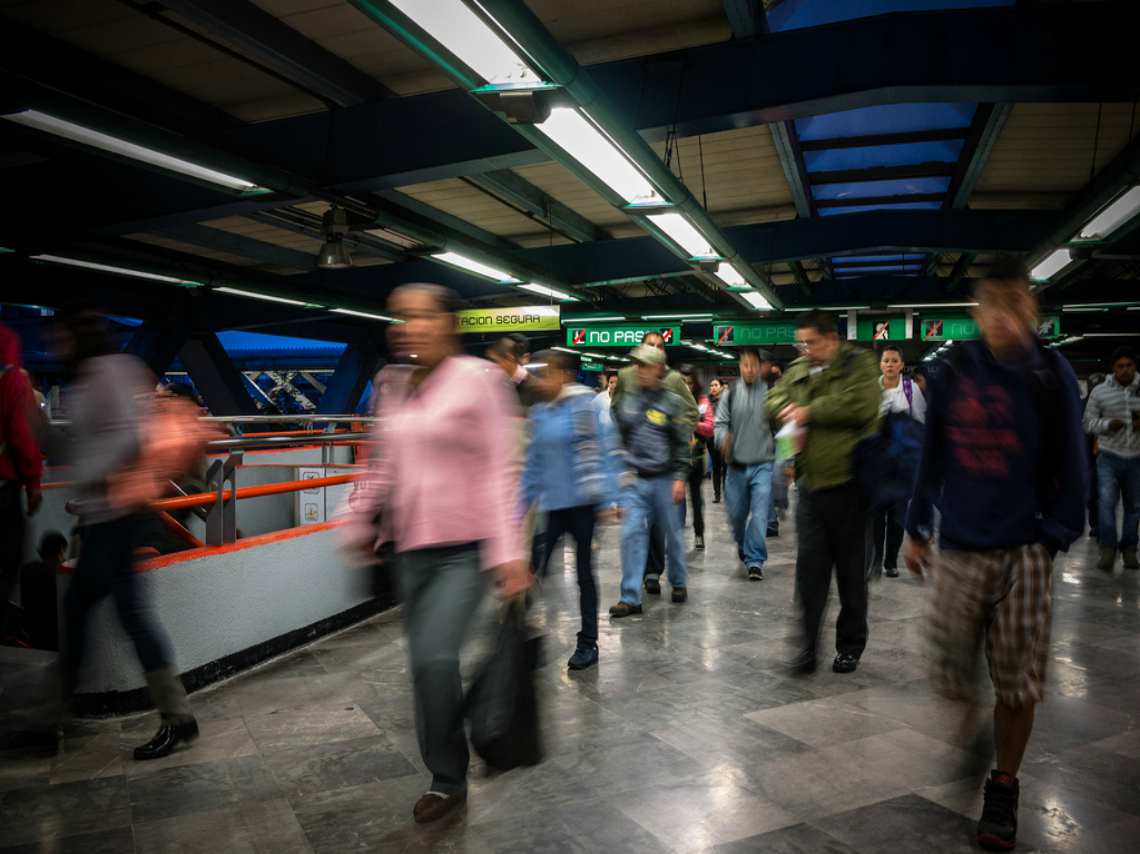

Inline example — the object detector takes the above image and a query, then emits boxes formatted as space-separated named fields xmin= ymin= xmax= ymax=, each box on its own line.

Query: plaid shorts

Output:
xmin=927 ymin=544 xmax=1053 ymax=708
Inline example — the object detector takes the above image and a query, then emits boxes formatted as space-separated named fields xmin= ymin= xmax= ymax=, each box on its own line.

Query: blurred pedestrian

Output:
xmin=1083 ymin=371 xmax=1107 ymax=541
xmin=715 ymin=348 xmax=776 ymax=581
xmin=870 ymin=345 xmax=926 ymax=579
xmin=679 ymin=365 xmax=714 ymax=551
xmin=343 ymin=284 xmax=528 ymax=824
xmin=904 ymin=257 xmax=1087 ymax=851
xmin=54 ymin=309 xmax=198 ymax=759
xmin=707 ymin=378 xmax=727 ymax=502
xmin=594 ymin=370 xmax=618 ymax=419
xmin=1083 ymin=348 xmax=1139 ymax=570
xmin=611 ymin=331 xmax=696 ymax=596
xmin=609 ymin=343 xmax=691 ymax=616
xmin=768 ymin=311 xmax=880 ymax=675
xmin=1 ymin=322 xmax=43 ymax=640
xmin=487 ymin=335 xmax=539 ymax=409
xmin=19 ymin=531 xmax=66 ymax=651
xmin=520 ymin=349 xmax=620 ymax=670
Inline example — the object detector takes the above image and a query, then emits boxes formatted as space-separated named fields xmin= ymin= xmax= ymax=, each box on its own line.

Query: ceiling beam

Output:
xmin=799 ymin=128 xmax=970 ymax=151
xmin=770 ymin=122 xmax=814 ymax=218
xmin=817 ymin=193 xmax=945 ymax=209
xmin=148 ymin=223 xmax=318 ymax=271
xmin=946 ymin=103 xmax=1012 ymax=209
xmin=463 ymin=170 xmax=606 ymax=244
xmin=152 ymin=0 xmax=391 ymax=106
xmin=723 ymin=0 xmax=768 ymax=38
xmin=808 ymin=163 xmax=956 ymax=186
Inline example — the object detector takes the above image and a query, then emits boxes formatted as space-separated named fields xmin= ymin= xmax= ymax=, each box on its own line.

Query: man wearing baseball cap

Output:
xmin=609 ymin=343 xmax=692 ymax=616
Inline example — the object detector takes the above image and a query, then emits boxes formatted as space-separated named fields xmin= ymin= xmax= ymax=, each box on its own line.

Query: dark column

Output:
xmin=318 ymin=335 xmax=385 ymax=414
xmin=123 ymin=319 xmax=188 ymax=378
xmin=179 ymin=333 xmax=258 ymax=416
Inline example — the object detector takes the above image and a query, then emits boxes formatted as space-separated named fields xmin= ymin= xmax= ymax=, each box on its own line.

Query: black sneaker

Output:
xmin=694 ymin=535 xmax=705 ymax=551
xmin=977 ymin=771 xmax=1019 ymax=851
xmin=671 ymin=586 xmax=687 ymax=603
xmin=767 ymin=525 xmax=779 ymax=538
xmin=644 ymin=577 xmax=661 ymax=595
xmin=747 ymin=565 xmax=764 ymax=581
xmin=884 ymin=566 xmax=900 ymax=578
xmin=568 ymin=645 xmax=598 ymax=670
xmin=832 ymin=653 xmax=859 ymax=674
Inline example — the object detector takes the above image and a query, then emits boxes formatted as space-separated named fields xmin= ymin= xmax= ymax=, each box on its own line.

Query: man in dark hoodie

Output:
xmin=904 ymin=256 xmax=1087 ymax=852
xmin=0 ymin=322 xmax=43 ymax=639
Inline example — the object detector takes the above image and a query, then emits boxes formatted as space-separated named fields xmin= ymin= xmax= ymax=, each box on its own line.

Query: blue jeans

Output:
xmin=620 ymin=476 xmax=687 ymax=604
xmin=1097 ymin=453 xmax=1140 ymax=548
xmin=726 ymin=462 xmax=774 ymax=567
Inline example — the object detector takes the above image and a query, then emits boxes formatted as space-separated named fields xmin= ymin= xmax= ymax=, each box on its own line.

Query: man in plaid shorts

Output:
xmin=904 ymin=256 xmax=1087 ymax=851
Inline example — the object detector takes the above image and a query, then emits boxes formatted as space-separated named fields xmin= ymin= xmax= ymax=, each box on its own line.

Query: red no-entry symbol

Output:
xmin=660 ymin=328 xmax=673 ymax=344
xmin=717 ymin=326 xmax=733 ymax=345
xmin=572 ymin=329 xmax=586 ymax=345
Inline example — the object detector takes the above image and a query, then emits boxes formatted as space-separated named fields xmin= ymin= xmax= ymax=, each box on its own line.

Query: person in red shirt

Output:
xmin=0 ymin=322 xmax=43 ymax=639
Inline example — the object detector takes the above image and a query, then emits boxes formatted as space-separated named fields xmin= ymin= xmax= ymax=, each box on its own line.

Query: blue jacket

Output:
xmin=906 ymin=340 xmax=1088 ymax=554
xmin=520 ymin=384 xmax=621 ymax=514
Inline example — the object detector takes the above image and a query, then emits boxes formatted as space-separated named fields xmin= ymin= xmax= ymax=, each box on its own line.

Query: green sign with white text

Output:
xmin=713 ymin=321 xmax=798 ymax=346
xmin=566 ymin=325 xmax=680 ymax=348
xmin=921 ymin=315 xmax=1062 ymax=341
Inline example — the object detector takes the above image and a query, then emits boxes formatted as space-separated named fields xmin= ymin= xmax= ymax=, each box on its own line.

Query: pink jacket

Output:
xmin=343 ymin=356 xmax=523 ymax=571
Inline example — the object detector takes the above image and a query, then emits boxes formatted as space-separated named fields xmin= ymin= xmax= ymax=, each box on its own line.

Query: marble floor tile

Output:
xmin=0 ymin=777 xmax=131 ymax=847
xmin=127 ymin=755 xmax=283 ymax=823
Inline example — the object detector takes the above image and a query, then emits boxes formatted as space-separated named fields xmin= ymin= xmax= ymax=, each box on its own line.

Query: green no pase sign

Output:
xmin=566 ymin=325 xmax=680 ymax=348
xmin=713 ymin=321 xmax=797 ymax=346
xmin=921 ymin=314 xmax=1062 ymax=341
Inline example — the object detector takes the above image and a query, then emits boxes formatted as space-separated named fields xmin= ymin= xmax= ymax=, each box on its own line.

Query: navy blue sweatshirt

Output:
xmin=906 ymin=340 xmax=1087 ymax=554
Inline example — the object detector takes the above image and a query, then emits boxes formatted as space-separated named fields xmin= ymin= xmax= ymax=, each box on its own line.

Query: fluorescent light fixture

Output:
xmin=5 ymin=110 xmax=266 ymax=193
xmin=30 ymin=254 xmax=201 ymax=286
xmin=1082 ymin=332 xmax=1140 ymax=338
xmin=739 ymin=291 xmax=773 ymax=311
xmin=1065 ymin=301 xmax=1139 ymax=309
xmin=535 ymin=108 xmax=662 ymax=205
xmin=887 ymin=302 xmax=978 ymax=309
xmin=214 ymin=287 xmax=311 ymax=307
xmin=331 ymin=308 xmax=396 ymax=322
xmin=431 ymin=251 xmax=520 ymax=283
xmin=646 ymin=213 xmax=717 ymax=259
xmin=519 ymin=282 xmax=575 ymax=301
xmin=1079 ymin=186 xmax=1140 ymax=240
xmin=787 ymin=305 xmax=871 ymax=312
xmin=1052 ymin=336 xmax=1085 ymax=348
xmin=561 ymin=315 xmax=625 ymax=324
xmin=552 ymin=346 xmax=578 ymax=354
xmin=1061 ymin=306 xmax=1108 ymax=313
xmin=642 ymin=313 xmax=714 ymax=321
xmin=1030 ymin=249 xmax=1072 ymax=281
xmin=388 ymin=0 xmax=541 ymax=87
xmin=714 ymin=263 xmax=748 ymax=287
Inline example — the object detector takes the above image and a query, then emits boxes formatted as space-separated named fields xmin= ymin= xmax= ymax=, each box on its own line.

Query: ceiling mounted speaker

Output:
xmin=317 ymin=205 xmax=352 ymax=269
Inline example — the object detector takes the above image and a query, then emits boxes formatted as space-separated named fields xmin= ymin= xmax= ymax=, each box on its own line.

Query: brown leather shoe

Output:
xmin=608 ymin=601 xmax=643 ymax=618
xmin=412 ymin=790 xmax=467 ymax=824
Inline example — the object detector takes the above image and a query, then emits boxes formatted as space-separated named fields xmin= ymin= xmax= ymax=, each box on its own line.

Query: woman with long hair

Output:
xmin=707 ymin=377 xmax=727 ymax=502
xmin=679 ymin=365 xmax=714 ymax=550
xmin=343 ymin=283 xmax=529 ymax=824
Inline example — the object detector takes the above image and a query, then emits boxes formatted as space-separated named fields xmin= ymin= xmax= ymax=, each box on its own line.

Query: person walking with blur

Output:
xmin=1083 ymin=372 xmax=1107 ymax=541
xmin=716 ymin=348 xmax=776 ymax=581
xmin=679 ymin=365 xmax=714 ymax=551
xmin=609 ymin=344 xmax=691 ymax=616
xmin=344 ymin=284 xmax=529 ymax=824
xmin=904 ymin=258 xmax=1087 ymax=851
xmin=521 ymin=349 xmax=620 ymax=670
xmin=768 ymin=312 xmax=880 ymax=674
xmin=54 ymin=310 xmax=198 ymax=760
xmin=870 ymin=345 xmax=926 ymax=578
xmin=0 ymin=322 xmax=43 ymax=640
xmin=1084 ymin=347 xmax=1140 ymax=571
xmin=595 ymin=370 xmax=618 ymax=419
xmin=611 ymin=331 xmax=697 ymax=596
xmin=487 ymin=335 xmax=539 ymax=410
xmin=707 ymin=378 xmax=727 ymax=502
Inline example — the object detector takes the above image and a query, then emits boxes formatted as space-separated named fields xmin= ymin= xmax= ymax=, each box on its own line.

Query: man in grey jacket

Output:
xmin=1084 ymin=346 xmax=1140 ymax=571
xmin=715 ymin=348 xmax=776 ymax=581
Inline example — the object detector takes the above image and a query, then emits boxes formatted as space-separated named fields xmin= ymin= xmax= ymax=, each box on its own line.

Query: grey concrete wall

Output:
xmin=61 ymin=524 xmax=371 ymax=694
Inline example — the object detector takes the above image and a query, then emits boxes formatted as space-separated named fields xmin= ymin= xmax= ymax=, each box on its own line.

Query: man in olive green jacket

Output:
xmin=766 ymin=310 xmax=880 ymax=676
xmin=611 ymin=330 xmax=698 ymax=593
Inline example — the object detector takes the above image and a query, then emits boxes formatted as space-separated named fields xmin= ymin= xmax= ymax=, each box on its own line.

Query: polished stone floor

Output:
xmin=2 ymin=491 xmax=1139 ymax=853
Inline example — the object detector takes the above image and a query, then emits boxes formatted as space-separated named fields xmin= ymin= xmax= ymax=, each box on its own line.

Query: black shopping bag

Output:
xmin=463 ymin=600 xmax=543 ymax=772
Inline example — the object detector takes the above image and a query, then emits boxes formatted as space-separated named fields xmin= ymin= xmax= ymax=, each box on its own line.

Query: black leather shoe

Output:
xmin=884 ymin=567 xmax=900 ymax=578
xmin=832 ymin=653 xmax=860 ymax=674
xmin=788 ymin=649 xmax=817 ymax=675
xmin=133 ymin=719 xmax=199 ymax=760
xmin=644 ymin=577 xmax=661 ymax=595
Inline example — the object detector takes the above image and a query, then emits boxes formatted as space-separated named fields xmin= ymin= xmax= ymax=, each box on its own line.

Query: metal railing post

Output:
xmin=205 ymin=451 xmax=242 ymax=545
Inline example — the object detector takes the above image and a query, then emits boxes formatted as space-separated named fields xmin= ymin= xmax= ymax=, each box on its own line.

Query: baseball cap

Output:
xmin=631 ymin=343 xmax=666 ymax=366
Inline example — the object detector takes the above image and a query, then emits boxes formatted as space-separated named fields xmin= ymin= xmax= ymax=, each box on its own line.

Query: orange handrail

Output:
xmin=240 ymin=429 xmax=349 ymax=438
xmin=149 ymin=473 xmax=359 ymax=512
xmin=157 ymin=511 xmax=205 ymax=549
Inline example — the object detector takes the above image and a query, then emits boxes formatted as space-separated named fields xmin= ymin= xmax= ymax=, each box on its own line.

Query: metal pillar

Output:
xmin=179 ymin=333 xmax=259 ymax=416
xmin=124 ymin=319 xmax=188 ymax=378
xmin=318 ymin=336 xmax=385 ymax=414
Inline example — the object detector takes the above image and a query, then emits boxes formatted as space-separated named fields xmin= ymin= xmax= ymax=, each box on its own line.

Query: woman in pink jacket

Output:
xmin=680 ymin=365 xmax=715 ymax=551
xmin=343 ymin=283 xmax=529 ymax=825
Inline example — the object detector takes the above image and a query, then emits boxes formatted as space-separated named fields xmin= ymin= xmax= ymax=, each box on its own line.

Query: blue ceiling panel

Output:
xmin=218 ymin=330 xmax=347 ymax=358
xmin=831 ymin=264 xmax=924 ymax=273
xmin=812 ymin=177 xmax=951 ymax=200
xmin=768 ymin=0 xmax=1014 ymax=32
xmin=820 ymin=202 xmax=944 ymax=216
xmin=803 ymin=140 xmax=964 ymax=172
xmin=833 ymin=254 xmax=927 ymax=263
xmin=796 ymin=103 xmax=975 ymax=140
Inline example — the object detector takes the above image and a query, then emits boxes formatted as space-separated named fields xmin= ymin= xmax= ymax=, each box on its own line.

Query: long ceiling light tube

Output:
xmin=30 ymin=254 xmax=202 ymax=286
xmin=1078 ymin=186 xmax=1140 ymax=241
xmin=331 ymin=308 xmax=397 ymax=322
xmin=214 ymin=287 xmax=313 ymax=307
xmin=431 ymin=251 xmax=521 ymax=283
xmin=518 ymin=282 xmax=576 ymax=301
xmin=5 ymin=110 xmax=267 ymax=194
xmin=1030 ymin=249 xmax=1073 ymax=281
xmin=645 ymin=213 xmax=718 ymax=260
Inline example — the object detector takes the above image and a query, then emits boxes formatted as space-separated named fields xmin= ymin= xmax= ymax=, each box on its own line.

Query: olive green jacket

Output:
xmin=765 ymin=342 xmax=880 ymax=490
xmin=612 ymin=365 xmax=698 ymax=436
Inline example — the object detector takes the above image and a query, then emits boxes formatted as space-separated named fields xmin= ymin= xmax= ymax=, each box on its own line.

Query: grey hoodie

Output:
xmin=1084 ymin=374 xmax=1140 ymax=459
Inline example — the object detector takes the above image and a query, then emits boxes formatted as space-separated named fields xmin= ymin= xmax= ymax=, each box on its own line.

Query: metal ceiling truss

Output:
xmin=463 ymin=170 xmax=605 ymax=243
